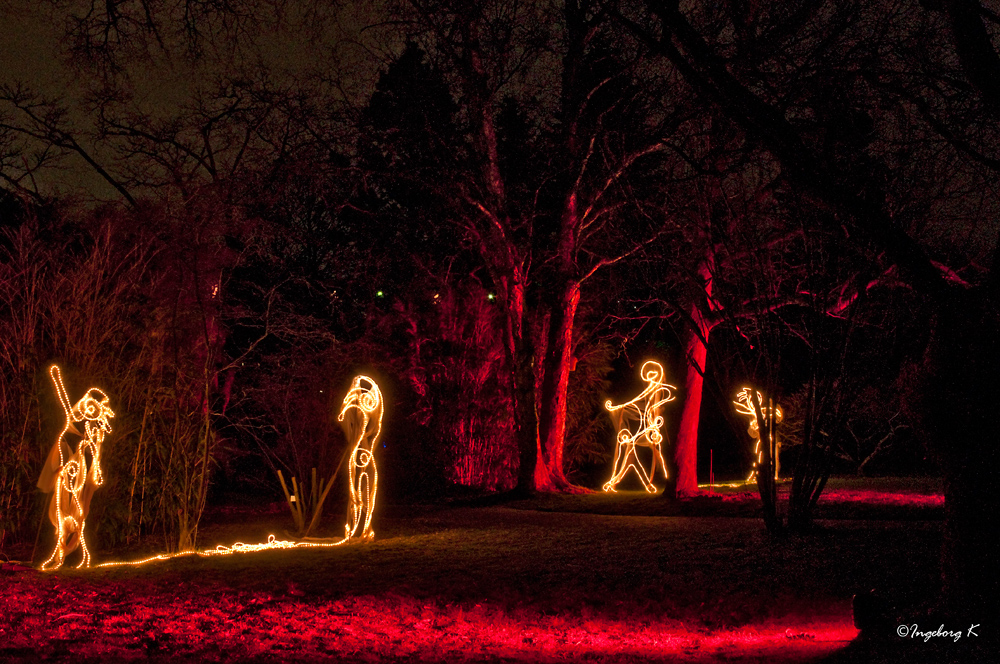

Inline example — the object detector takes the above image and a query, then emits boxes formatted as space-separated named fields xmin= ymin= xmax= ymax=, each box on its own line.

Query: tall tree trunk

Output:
xmin=535 ymin=282 xmax=586 ymax=492
xmin=674 ymin=257 xmax=715 ymax=496
xmin=501 ymin=276 xmax=539 ymax=497
xmin=674 ymin=327 xmax=707 ymax=496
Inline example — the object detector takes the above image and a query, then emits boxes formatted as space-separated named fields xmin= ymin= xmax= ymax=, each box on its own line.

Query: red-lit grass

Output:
xmin=1 ymin=491 xmax=950 ymax=663
xmin=510 ymin=476 xmax=944 ymax=519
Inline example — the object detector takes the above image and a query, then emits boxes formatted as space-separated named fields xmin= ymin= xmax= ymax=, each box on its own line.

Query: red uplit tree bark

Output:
xmin=673 ymin=256 xmax=714 ymax=496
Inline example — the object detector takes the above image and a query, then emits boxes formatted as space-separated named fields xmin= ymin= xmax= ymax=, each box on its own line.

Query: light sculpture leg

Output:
xmin=614 ymin=443 xmax=657 ymax=493
xmin=746 ymin=432 xmax=762 ymax=483
xmin=38 ymin=366 xmax=114 ymax=571
xmin=338 ymin=375 xmax=382 ymax=542
xmin=603 ymin=438 xmax=657 ymax=493
xmin=603 ymin=361 xmax=676 ymax=493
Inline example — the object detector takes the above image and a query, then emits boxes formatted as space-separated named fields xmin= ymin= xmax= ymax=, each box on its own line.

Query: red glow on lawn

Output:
xmin=817 ymin=489 xmax=944 ymax=507
xmin=2 ymin=575 xmax=856 ymax=662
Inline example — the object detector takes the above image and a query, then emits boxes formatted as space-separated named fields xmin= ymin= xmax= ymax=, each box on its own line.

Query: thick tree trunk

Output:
xmin=535 ymin=282 xmax=587 ymax=492
xmin=501 ymin=277 xmax=540 ymax=497
xmin=674 ymin=258 xmax=715 ymax=496
xmin=512 ymin=340 xmax=539 ymax=496
xmin=674 ymin=327 xmax=707 ymax=496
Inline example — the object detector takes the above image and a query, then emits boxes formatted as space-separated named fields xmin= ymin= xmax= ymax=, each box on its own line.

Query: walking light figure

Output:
xmin=338 ymin=375 xmax=383 ymax=541
xmin=603 ymin=360 xmax=676 ymax=493
xmin=37 ymin=365 xmax=115 ymax=570
xmin=733 ymin=387 xmax=783 ymax=482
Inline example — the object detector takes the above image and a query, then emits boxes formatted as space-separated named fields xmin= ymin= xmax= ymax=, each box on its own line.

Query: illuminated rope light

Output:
xmin=37 ymin=366 xmax=115 ymax=571
xmin=96 ymin=534 xmax=351 ymax=569
xmin=338 ymin=375 xmax=383 ymax=542
xmin=603 ymin=361 xmax=676 ymax=493
xmin=733 ymin=387 xmax=783 ymax=482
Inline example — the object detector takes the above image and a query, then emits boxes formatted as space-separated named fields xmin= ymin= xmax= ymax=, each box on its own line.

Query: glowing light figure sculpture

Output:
xmin=37 ymin=365 xmax=115 ymax=570
xmin=338 ymin=375 xmax=383 ymax=542
xmin=733 ymin=387 xmax=783 ymax=482
xmin=603 ymin=361 xmax=676 ymax=493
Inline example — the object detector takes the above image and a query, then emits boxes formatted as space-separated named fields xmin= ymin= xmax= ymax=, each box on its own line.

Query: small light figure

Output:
xmin=37 ymin=365 xmax=115 ymax=570
xmin=603 ymin=360 xmax=676 ymax=493
xmin=487 ymin=293 xmax=495 ymax=301
xmin=338 ymin=375 xmax=383 ymax=542
xmin=376 ymin=290 xmax=384 ymax=298
xmin=733 ymin=387 xmax=783 ymax=482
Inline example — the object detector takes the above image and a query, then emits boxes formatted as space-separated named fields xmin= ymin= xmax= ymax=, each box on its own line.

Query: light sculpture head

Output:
xmin=733 ymin=386 xmax=782 ymax=437
xmin=603 ymin=360 xmax=676 ymax=413
xmin=73 ymin=387 xmax=115 ymax=434
xmin=338 ymin=375 xmax=383 ymax=438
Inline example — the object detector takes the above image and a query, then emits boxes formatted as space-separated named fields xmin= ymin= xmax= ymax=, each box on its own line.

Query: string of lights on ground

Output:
xmin=95 ymin=533 xmax=351 ymax=569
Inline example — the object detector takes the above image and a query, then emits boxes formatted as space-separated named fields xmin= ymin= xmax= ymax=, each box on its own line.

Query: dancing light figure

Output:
xmin=603 ymin=361 xmax=676 ymax=493
xmin=338 ymin=375 xmax=383 ymax=541
xmin=37 ymin=366 xmax=115 ymax=570
xmin=733 ymin=387 xmax=783 ymax=482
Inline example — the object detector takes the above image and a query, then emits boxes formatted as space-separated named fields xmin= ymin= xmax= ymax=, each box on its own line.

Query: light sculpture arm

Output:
xmin=337 ymin=375 xmax=383 ymax=542
xmin=603 ymin=361 xmax=676 ymax=493
xmin=39 ymin=365 xmax=114 ymax=570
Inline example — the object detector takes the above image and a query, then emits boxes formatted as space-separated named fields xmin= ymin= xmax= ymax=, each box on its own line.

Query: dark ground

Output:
xmin=0 ymin=478 xmax=988 ymax=662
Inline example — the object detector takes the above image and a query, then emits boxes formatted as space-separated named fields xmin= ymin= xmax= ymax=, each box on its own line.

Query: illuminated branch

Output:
xmin=580 ymin=225 xmax=671 ymax=283
xmin=37 ymin=366 xmax=115 ymax=570
xmin=603 ymin=360 xmax=676 ymax=493
xmin=733 ymin=387 xmax=783 ymax=482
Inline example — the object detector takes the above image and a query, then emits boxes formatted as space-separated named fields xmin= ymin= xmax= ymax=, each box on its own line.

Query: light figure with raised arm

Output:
xmin=603 ymin=360 xmax=676 ymax=493
xmin=37 ymin=365 xmax=115 ymax=570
